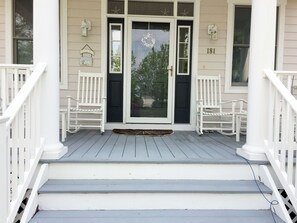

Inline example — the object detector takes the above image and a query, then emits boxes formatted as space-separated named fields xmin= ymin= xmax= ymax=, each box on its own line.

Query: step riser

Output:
xmin=48 ymin=163 xmax=259 ymax=180
xmin=38 ymin=193 xmax=271 ymax=210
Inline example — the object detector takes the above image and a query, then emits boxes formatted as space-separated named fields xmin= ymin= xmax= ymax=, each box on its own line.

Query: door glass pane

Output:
xmin=177 ymin=26 xmax=190 ymax=75
xmin=130 ymin=22 xmax=170 ymax=118
xmin=110 ymin=24 xmax=122 ymax=73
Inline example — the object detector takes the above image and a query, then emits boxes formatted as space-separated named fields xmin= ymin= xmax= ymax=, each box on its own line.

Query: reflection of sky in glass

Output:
xmin=132 ymin=29 xmax=169 ymax=68
xmin=112 ymin=30 xmax=121 ymax=41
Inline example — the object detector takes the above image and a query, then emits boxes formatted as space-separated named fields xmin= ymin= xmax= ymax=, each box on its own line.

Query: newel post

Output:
xmin=237 ymin=0 xmax=277 ymax=160
xmin=0 ymin=117 xmax=9 ymax=223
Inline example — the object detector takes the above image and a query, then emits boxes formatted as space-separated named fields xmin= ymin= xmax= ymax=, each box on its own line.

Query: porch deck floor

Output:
xmin=47 ymin=130 xmax=258 ymax=164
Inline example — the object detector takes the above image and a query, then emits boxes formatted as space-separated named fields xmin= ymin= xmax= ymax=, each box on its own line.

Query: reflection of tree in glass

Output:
xmin=15 ymin=12 xmax=33 ymax=64
xmin=131 ymin=44 xmax=169 ymax=110
xmin=15 ymin=13 xmax=33 ymax=38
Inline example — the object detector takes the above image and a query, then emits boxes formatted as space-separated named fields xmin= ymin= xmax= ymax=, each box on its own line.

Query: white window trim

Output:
xmin=224 ymin=0 xmax=287 ymax=94
xmin=60 ymin=0 xmax=68 ymax=89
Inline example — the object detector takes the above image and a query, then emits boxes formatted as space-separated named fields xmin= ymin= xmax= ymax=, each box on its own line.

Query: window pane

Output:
xmin=108 ymin=0 xmax=124 ymax=14
xmin=179 ymin=43 xmax=188 ymax=58
xmin=232 ymin=6 xmax=251 ymax=86
xmin=232 ymin=46 xmax=249 ymax=86
xmin=177 ymin=3 xmax=194 ymax=17
xmin=233 ymin=7 xmax=251 ymax=45
xmin=14 ymin=0 xmax=33 ymax=38
xmin=128 ymin=1 xmax=173 ymax=16
xmin=17 ymin=40 xmax=33 ymax=64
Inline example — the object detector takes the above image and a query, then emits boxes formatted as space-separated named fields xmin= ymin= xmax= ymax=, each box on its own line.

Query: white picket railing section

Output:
xmin=0 ymin=63 xmax=47 ymax=223
xmin=0 ymin=65 xmax=34 ymax=114
xmin=264 ymin=69 xmax=297 ymax=211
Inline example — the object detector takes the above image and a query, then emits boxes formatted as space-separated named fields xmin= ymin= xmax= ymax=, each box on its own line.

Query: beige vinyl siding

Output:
xmin=199 ymin=0 xmax=247 ymax=102
xmin=60 ymin=0 xmax=102 ymax=107
xmin=283 ymin=0 xmax=297 ymax=71
xmin=0 ymin=0 xmax=5 ymax=63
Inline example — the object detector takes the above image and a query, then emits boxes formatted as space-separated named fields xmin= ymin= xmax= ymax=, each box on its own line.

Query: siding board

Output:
xmin=283 ymin=0 xmax=297 ymax=71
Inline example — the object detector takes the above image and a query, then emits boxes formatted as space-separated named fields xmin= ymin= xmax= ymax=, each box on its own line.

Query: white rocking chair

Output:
xmin=196 ymin=74 xmax=237 ymax=135
xmin=66 ymin=71 xmax=105 ymax=135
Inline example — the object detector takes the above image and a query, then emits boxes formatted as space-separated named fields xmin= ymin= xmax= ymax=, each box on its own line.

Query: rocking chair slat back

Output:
xmin=197 ymin=75 xmax=222 ymax=109
xmin=77 ymin=71 xmax=104 ymax=107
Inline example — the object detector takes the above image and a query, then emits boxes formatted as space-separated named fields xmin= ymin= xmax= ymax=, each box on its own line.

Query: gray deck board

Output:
xmin=29 ymin=210 xmax=284 ymax=223
xmin=39 ymin=179 xmax=272 ymax=194
xmin=50 ymin=130 xmax=268 ymax=164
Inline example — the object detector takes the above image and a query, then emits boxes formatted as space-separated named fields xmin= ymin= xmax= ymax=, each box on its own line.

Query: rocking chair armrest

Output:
xmin=66 ymin=96 xmax=79 ymax=105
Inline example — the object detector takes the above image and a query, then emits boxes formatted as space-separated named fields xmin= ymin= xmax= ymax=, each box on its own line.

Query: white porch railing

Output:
xmin=0 ymin=65 xmax=33 ymax=114
xmin=0 ymin=63 xmax=47 ymax=223
xmin=264 ymin=69 xmax=297 ymax=211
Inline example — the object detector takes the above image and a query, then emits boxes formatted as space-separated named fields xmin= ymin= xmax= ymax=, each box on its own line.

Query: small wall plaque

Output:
xmin=80 ymin=44 xmax=94 ymax=67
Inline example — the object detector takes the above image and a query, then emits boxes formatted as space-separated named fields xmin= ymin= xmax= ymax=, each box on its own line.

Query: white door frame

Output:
xmin=125 ymin=17 xmax=176 ymax=124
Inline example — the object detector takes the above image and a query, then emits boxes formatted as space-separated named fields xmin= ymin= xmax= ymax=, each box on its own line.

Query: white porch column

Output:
xmin=237 ymin=0 xmax=277 ymax=160
xmin=33 ymin=0 xmax=67 ymax=159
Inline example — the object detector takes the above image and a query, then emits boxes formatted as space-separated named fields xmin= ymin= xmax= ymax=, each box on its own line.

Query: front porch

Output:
xmin=48 ymin=130 xmax=252 ymax=164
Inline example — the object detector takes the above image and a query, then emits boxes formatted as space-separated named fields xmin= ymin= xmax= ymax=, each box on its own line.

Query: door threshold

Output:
xmin=105 ymin=123 xmax=195 ymax=131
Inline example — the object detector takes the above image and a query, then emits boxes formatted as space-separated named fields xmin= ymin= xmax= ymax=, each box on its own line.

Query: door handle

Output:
xmin=167 ymin=65 xmax=173 ymax=77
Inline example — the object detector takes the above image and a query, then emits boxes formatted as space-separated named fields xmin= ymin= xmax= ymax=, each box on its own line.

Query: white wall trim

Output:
xmin=5 ymin=0 xmax=12 ymax=63
xmin=59 ymin=0 xmax=68 ymax=89
xmin=101 ymin=0 xmax=107 ymax=125
xmin=190 ymin=0 xmax=200 ymax=129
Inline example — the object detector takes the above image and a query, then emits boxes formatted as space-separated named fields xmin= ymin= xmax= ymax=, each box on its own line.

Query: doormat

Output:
xmin=113 ymin=129 xmax=173 ymax=136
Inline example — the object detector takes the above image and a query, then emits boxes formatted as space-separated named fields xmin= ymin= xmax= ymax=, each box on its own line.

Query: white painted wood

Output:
xmin=48 ymin=163 xmax=259 ymax=180
xmin=0 ymin=117 xmax=9 ymax=223
xmin=66 ymin=71 xmax=105 ymax=134
xmin=237 ymin=0 xmax=277 ymax=161
xmin=0 ymin=63 xmax=51 ymax=223
xmin=0 ymin=65 xmax=33 ymax=112
xmin=264 ymin=70 xmax=297 ymax=212
xmin=259 ymin=165 xmax=292 ymax=223
xmin=21 ymin=164 xmax=49 ymax=223
xmin=38 ymin=192 xmax=271 ymax=211
xmin=196 ymin=75 xmax=240 ymax=135
xmin=33 ymin=0 xmax=67 ymax=160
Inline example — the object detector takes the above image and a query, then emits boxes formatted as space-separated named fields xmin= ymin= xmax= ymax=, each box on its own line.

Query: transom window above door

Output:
xmin=107 ymin=0 xmax=194 ymax=17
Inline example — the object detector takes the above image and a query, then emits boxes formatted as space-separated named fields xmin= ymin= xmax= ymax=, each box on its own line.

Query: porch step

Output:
xmin=29 ymin=210 xmax=285 ymax=223
xmin=38 ymin=179 xmax=272 ymax=210
xmin=47 ymin=163 xmax=260 ymax=180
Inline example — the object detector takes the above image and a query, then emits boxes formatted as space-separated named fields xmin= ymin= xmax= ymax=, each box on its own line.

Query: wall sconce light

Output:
xmin=81 ymin=19 xmax=92 ymax=37
xmin=208 ymin=24 xmax=218 ymax=40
